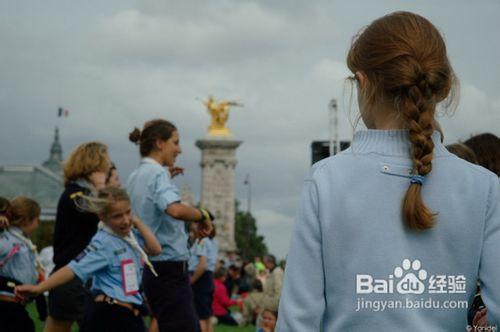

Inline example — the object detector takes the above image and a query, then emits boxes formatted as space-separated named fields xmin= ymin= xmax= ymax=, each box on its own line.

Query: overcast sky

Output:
xmin=1 ymin=0 xmax=499 ymax=259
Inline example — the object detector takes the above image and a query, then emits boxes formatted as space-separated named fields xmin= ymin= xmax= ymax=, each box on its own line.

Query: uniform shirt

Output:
xmin=0 ymin=227 xmax=38 ymax=295
xmin=205 ymin=238 xmax=218 ymax=272
xmin=277 ymin=130 xmax=500 ymax=331
xmin=188 ymin=238 xmax=208 ymax=272
xmin=53 ymin=180 xmax=99 ymax=269
xmin=127 ymin=158 xmax=188 ymax=261
xmin=68 ymin=229 xmax=145 ymax=305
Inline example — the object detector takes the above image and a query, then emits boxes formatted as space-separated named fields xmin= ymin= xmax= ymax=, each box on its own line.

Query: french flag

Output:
xmin=58 ymin=107 xmax=69 ymax=117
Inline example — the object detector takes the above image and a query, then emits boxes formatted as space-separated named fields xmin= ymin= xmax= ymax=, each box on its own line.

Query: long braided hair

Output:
xmin=347 ymin=11 xmax=458 ymax=230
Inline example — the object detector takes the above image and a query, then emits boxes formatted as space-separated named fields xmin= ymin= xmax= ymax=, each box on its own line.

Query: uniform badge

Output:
xmin=113 ymin=248 xmax=126 ymax=256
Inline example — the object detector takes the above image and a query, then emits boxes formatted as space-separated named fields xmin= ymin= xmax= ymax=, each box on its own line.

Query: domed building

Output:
xmin=0 ymin=127 xmax=64 ymax=222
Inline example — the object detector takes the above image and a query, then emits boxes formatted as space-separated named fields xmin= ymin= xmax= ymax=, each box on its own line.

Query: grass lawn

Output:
xmin=27 ymin=302 xmax=255 ymax=332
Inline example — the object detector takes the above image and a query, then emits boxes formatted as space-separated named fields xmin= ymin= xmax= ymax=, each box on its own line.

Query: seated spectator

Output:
xmin=224 ymin=264 xmax=241 ymax=297
xmin=242 ymin=262 xmax=257 ymax=294
xmin=261 ymin=255 xmax=283 ymax=312
xmin=254 ymin=257 xmax=266 ymax=273
xmin=215 ymin=259 xmax=225 ymax=271
xmin=238 ymin=262 xmax=254 ymax=295
xmin=212 ymin=267 xmax=241 ymax=326
xmin=243 ymin=279 xmax=265 ymax=325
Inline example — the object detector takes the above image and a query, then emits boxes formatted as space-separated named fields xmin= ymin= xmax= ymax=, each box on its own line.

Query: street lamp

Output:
xmin=243 ymin=173 xmax=251 ymax=214
xmin=328 ymin=99 xmax=339 ymax=156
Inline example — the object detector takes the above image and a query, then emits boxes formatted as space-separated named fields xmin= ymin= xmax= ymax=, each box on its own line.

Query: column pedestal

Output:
xmin=195 ymin=138 xmax=242 ymax=253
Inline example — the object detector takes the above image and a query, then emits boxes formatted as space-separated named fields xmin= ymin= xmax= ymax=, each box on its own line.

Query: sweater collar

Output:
xmin=350 ymin=129 xmax=449 ymax=157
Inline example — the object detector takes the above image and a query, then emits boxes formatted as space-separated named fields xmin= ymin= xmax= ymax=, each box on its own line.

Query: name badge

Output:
xmin=120 ymin=259 xmax=139 ymax=296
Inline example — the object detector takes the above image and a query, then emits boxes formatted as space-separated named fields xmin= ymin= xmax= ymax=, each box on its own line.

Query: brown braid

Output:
xmin=346 ymin=12 xmax=458 ymax=230
xmin=400 ymin=76 xmax=437 ymax=229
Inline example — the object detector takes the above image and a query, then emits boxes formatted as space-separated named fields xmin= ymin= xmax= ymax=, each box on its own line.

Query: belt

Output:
xmin=94 ymin=294 xmax=140 ymax=317
xmin=151 ymin=260 xmax=188 ymax=274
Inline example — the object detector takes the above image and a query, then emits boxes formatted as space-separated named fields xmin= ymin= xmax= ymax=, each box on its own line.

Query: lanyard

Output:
xmin=98 ymin=222 xmax=158 ymax=277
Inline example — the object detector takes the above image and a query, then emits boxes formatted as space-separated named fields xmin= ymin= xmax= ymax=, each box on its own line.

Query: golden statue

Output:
xmin=202 ymin=96 xmax=243 ymax=137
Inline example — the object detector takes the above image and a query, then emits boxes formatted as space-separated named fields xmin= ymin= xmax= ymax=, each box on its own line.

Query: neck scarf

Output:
xmin=9 ymin=227 xmax=42 ymax=269
xmin=98 ymin=222 xmax=158 ymax=277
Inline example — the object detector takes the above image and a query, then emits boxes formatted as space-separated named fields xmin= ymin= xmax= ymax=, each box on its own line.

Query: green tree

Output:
xmin=235 ymin=201 xmax=268 ymax=261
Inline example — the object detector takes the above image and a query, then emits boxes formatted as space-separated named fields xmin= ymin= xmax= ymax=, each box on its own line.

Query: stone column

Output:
xmin=195 ymin=138 xmax=242 ymax=253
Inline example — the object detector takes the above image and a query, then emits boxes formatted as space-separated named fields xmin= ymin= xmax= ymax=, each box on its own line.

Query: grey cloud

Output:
xmin=93 ymin=3 xmax=290 ymax=66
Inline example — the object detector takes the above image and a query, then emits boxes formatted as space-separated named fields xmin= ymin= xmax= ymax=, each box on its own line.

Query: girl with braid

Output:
xmin=277 ymin=12 xmax=500 ymax=331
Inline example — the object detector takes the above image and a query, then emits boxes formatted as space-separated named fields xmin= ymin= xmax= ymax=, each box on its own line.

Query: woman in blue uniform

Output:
xmin=16 ymin=187 xmax=161 ymax=332
xmin=0 ymin=197 xmax=42 ymax=332
xmin=127 ymin=119 xmax=213 ymax=332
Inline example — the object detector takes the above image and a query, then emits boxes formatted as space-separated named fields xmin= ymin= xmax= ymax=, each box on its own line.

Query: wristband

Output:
xmin=198 ymin=208 xmax=210 ymax=223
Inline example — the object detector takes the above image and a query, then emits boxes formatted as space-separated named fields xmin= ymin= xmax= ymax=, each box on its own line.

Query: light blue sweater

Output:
xmin=277 ymin=130 xmax=500 ymax=331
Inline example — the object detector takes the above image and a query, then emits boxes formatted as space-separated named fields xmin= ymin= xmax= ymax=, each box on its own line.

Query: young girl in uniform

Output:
xmin=127 ymin=119 xmax=213 ymax=332
xmin=0 ymin=197 xmax=42 ymax=332
xmin=189 ymin=224 xmax=218 ymax=332
xmin=16 ymin=187 xmax=161 ymax=332
xmin=277 ymin=11 xmax=500 ymax=330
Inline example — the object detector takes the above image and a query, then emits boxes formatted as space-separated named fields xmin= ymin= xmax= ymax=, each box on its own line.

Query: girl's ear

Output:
xmin=97 ymin=213 xmax=105 ymax=221
xmin=355 ymin=71 xmax=367 ymax=90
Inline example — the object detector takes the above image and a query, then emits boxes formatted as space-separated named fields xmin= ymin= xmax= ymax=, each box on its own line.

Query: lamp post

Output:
xmin=328 ymin=99 xmax=338 ymax=156
xmin=243 ymin=173 xmax=251 ymax=214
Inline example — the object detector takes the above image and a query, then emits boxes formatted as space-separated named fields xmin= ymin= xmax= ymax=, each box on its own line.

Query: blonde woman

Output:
xmin=46 ymin=142 xmax=110 ymax=332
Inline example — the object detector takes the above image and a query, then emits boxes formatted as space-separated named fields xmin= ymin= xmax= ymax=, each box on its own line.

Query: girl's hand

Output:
xmin=0 ymin=216 xmax=9 ymax=229
xmin=169 ymin=167 xmax=184 ymax=178
xmin=198 ymin=218 xmax=213 ymax=238
xmin=197 ymin=208 xmax=214 ymax=237
xmin=15 ymin=284 xmax=42 ymax=300
xmin=131 ymin=215 xmax=142 ymax=227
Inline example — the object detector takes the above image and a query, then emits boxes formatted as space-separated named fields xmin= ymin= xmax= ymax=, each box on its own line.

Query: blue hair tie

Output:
xmin=410 ymin=174 xmax=425 ymax=185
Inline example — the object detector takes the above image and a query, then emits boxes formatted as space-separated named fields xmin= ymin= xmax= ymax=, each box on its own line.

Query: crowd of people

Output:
xmin=1 ymin=10 xmax=499 ymax=332
xmin=0 ymin=119 xmax=284 ymax=332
